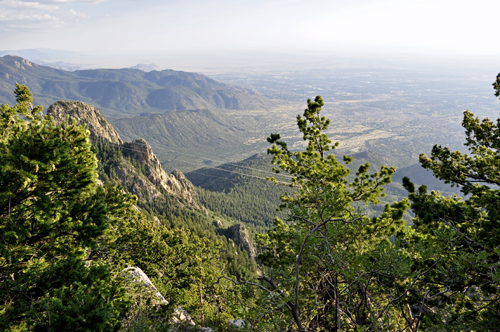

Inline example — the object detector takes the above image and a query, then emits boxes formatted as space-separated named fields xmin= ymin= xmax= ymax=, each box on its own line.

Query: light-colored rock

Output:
xmin=170 ymin=306 xmax=195 ymax=326
xmin=154 ymin=215 xmax=161 ymax=225
xmin=228 ymin=319 xmax=246 ymax=330
xmin=47 ymin=100 xmax=201 ymax=208
xmin=123 ymin=267 xmax=168 ymax=305
xmin=123 ymin=269 xmax=212 ymax=331
xmin=114 ymin=158 xmax=164 ymax=202
xmin=48 ymin=101 xmax=123 ymax=145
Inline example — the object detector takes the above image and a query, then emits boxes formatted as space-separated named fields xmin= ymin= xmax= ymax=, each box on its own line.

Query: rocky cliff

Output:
xmin=48 ymin=101 xmax=123 ymax=145
xmin=47 ymin=100 xmax=200 ymax=208
xmin=122 ymin=139 xmax=199 ymax=207
xmin=226 ymin=223 xmax=256 ymax=257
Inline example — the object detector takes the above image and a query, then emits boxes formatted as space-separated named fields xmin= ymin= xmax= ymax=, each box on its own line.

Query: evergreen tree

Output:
xmin=0 ymin=84 xmax=134 ymax=331
xmin=241 ymin=96 xmax=411 ymax=331
xmin=401 ymin=78 xmax=500 ymax=330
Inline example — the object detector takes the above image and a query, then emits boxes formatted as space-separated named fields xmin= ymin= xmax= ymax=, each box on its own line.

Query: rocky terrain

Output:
xmin=47 ymin=100 xmax=201 ymax=208
xmin=226 ymin=223 xmax=256 ymax=257
xmin=48 ymin=101 xmax=123 ymax=144
xmin=46 ymin=99 xmax=264 ymax=261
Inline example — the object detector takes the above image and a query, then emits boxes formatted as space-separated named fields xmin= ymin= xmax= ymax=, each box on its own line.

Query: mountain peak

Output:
xmin=47 ymin=100 xmax=123 ymax=145
xmin=0 ymin=55 xmax=270 ymax=117
xmin=123 ymin=139 xmax=154 ymax=163
xmin=48 ymin=99 xmax=201 ymax=208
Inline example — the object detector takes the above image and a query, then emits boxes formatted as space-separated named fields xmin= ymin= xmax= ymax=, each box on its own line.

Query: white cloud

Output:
xmin=1 ymin=0 xmax=58 ymax=10
xmin=14 ymin=0 xmax=104 ymax=3
xmin=0 ymin=0 xmax=92 ymax=30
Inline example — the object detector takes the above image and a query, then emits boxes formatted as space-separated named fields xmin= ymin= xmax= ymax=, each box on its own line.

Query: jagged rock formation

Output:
xmin=113 ymin=158 xmax=164 ymax=202
xmin=47 ymin=100 xmax=200 ymax=208
xmin=124 ymin=267 xmax=168 ymax=305
xmin=122 ymin=139 xmax=199 ymax=207
xmin=226 ymin=224 xmax=256 ymax=257
xmin=48 ymin=101 xmax=123 ymax=145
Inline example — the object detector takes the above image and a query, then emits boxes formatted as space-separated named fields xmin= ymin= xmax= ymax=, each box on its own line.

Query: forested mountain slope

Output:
xmin=47 ymin=100 xmax=259 ymax=278
xmin=1 ymin=86 xmax=263 ymax=331
xmin=186 ymin=149 xmax=451 ymax=226
xmin=186 ymin=153 xmax=290 ymax=232
xmin=47 ymin=101 xmax=199 ymax=207
xmin=0 ymin=55 xmax=269 ymax=117
xmin=4 ymin=71 xmax=499 ymax=331
xmin=109 ymin=109 xmax=268 ymax=172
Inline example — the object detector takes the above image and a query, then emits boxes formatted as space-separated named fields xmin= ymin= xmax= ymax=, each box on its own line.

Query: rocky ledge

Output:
xmin=48 ymin=100 xmax=200 ymax=208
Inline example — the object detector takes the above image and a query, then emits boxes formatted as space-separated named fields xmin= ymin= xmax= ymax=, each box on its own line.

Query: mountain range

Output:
xmin=0 ymin=55 xmax=269 ymax=117
xmin=47 ymin=99 xmax=259 ymax=260
xmin=0 ymin=55 xmax=460 ymax=206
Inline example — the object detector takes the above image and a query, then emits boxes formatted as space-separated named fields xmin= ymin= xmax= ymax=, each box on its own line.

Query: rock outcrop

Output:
xmin=124 ymin=267 xmax=168 ymax=305
xmin=113 ymin=158 xmax=164 ymax=202
xmin=124 ymin=267 xmax=214 ymax=331
xmin=47 ymin=100 xmax=200 ymax=208
xmin=228 ymin=319 xmax=246 ymax=330
xmin=122 ymin=139 xmax=200 ymax=208
xmin=170 ymin=307 xmax=195 ymax=326
xmin=226 ymin=224 xmax=256 ymax=257
xmin=48 ymin=101 xmax=123 ymax=145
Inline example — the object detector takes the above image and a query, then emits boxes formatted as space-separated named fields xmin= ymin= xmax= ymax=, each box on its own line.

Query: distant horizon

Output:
xmin=1 ymin=0 xmax=499 ymax=74
xmin=1 ymin=47 xmax=498 ymax=76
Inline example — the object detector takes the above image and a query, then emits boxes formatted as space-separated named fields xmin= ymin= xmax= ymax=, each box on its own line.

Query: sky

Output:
xmin=0 ymin=0 xmax=499 ymax=69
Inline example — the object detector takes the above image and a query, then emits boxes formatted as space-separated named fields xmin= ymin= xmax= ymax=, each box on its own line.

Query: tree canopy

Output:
xmin=236 ymin=96 xmax=410 ymax=331
xmin=0 ymin=84 xmax=254 ymax=332
xmin=0 ymin=83 xmax=135 ymax=331
xmin=401 ymin=99 xmax=500 ymax=330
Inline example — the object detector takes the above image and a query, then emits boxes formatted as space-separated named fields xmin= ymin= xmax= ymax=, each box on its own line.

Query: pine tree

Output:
xmin=245 ymin=96 xmax=411 ymax=331
xmin=401 ymin=78 xmax=500 ymax=330
xmin=0 ymin=84 xmax=134 ymax=331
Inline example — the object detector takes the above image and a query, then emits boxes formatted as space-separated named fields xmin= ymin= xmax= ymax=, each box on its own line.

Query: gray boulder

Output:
xmin=123 ymin=267 xmax=168 ymax=305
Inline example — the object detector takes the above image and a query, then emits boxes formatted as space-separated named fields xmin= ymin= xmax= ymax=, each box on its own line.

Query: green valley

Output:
xmin=2 ymin=59 xmax=500 ymax=331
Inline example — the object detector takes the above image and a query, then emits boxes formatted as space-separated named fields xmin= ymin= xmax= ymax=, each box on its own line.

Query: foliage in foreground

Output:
xmin=3 ymin=73 xmax=500 ymax=331
xmin=400 ymin=108 xmax=500 ymax=330
xmin=238 ymin=77 xmax=500 ymax=331
xmin=0 ymin=83 xmax=133 ymax=331
xmin=0 ymin=84 xmax=244 ymax=332
xmin=228 ymin=96 xmax=411 ymax=331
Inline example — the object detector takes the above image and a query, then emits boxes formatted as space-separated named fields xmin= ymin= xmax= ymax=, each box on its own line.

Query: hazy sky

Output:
xmin=1 ymin=0 xmax=499 ymax=67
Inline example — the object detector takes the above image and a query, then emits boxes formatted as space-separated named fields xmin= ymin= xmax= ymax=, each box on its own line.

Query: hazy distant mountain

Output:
xmin=0 ymin=55 xmax=269 ymax=117
xmin=393 ymin=162 xmax=462 ymax=196
xmin=0 ymin=48 xmax=80 ymax=61
xmin=128 ymin=63 xmax=160 ymax=72
xmin=34 ymin=60 xmax=94 ymax=71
